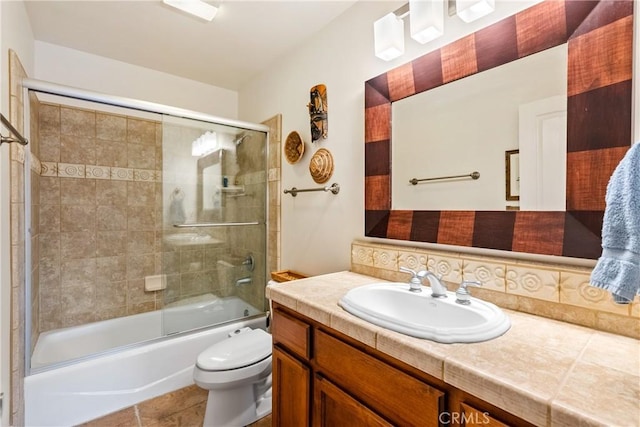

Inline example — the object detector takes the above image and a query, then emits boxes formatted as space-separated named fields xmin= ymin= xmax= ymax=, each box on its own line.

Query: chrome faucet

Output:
xmin=423 ymin=271 xmax=448 ymax=298
xmin=236 ymin=277 xmax=252 ymax=286
xmin=399 ymin=267 xmax=426 ymax=292
xmin=455 ymin=281 xmax=482 ymax=305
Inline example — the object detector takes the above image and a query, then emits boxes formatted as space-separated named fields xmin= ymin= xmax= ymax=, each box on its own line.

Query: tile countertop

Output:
xmin=266 ymin=271 xmax=640 ymax=427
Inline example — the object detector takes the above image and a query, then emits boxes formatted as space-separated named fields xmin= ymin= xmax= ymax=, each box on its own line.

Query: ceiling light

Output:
xmin=163 ymin=0 xmax=218 ymax=22
xmin=374 ymin=12 xmax=405 ymax=61
xmin=455 ymin=0 xmax=495 ymax=23
xmin=410 ymin=0 xmax=444 ymax=44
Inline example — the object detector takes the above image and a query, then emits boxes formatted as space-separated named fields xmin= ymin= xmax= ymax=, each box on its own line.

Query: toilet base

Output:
xmin=202 ymin=377 xmax=272 ymax=427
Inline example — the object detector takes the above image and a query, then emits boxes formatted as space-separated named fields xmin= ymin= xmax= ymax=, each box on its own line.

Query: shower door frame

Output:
xmin=22 ymin=78 xmax=270 ymax=375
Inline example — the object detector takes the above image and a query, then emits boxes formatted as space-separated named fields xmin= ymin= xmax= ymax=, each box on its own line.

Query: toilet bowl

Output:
xmin=194 ymin=328 xmax=273 ymax=427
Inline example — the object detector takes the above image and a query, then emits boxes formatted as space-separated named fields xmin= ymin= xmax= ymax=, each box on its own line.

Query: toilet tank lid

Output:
xmin=197 ymin=328 xmax=272 ymax=371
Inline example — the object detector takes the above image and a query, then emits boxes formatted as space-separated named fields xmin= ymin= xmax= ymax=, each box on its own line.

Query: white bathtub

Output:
xmin=25 ymin=295 xmax=267 ymax=427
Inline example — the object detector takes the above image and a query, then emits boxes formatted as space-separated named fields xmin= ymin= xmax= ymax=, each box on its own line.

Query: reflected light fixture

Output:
xmin=410 ymin=0 xmax=444 ymax=44
xmin=374 ymin=12 xmax=405 ymax=61
xmin=163 ymin=0 xmax=218 ymax=22
xmin=455 ymin=0 xmax=495 ymax=23
xmin=192 ymin=131 xmax=218 ymax=156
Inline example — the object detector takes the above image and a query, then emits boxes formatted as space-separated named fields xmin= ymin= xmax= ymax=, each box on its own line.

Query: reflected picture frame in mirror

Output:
xmin=505 ymin=149 xmax=519 ymax=203
xmin=364 ymin=0 xmax=634 ymax=259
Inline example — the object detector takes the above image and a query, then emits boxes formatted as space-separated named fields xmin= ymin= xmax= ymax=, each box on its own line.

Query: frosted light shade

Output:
xmin=374 ymin=12 xmax=405 ymax=61
xmin=192 ymin=131 xmax=218 ymax=156
xmin=410 ymin=0 xmax=444 ymax=44
xmin=456 ymin=0 xmax=495 ymax=23
xmin=163 ymin=0 xmax=218 ymax=22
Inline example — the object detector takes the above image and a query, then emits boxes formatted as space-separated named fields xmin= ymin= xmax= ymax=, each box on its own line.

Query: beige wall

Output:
xmin=34 ymin=41 xmax=239 ymax=120
xmin=238 ymin=1 xmax=640 ymax=276
xmin=237 ymin=1 xmax=544 ymax=276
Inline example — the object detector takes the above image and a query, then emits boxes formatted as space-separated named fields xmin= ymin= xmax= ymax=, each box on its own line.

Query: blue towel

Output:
xmin=590 ymin=142 xmax=640 ymax=304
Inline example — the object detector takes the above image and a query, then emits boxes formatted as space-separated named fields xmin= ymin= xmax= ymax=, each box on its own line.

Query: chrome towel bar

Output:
xmin=1 ymin=113 xmax=28 ymax=146
xmin=173 ymin=221 xmax=260 ymax=228
xmin=410 ymin=171 xmax=480 ymax=185
xmin=284 ymin=182 xmax=340 ymax=197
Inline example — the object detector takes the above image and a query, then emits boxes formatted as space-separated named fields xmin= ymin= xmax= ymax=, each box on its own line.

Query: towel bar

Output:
xmin=410 ymin=171 xmax=480 ymax=185
xmin=173 ymin=221 xmax=260 ymax=228
xmin=284 ymin=182 xmax=340 ymax=197
xmin=1 ymin=113 xmax=28 ymax=146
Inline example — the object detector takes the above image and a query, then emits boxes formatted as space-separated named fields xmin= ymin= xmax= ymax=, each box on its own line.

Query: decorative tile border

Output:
xmin=351 ymin=240 xmax=637 ymax=337
xmin=40 ymin=160 xmax=160 ymax=182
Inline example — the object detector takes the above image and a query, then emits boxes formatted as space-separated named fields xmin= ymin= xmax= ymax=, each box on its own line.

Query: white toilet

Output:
xmin=193 ymin=328 xmax=273 ymax=427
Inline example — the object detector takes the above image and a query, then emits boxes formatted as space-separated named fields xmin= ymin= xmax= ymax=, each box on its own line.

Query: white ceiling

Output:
xmin=24 ymin=0 xmax=359 ymax=91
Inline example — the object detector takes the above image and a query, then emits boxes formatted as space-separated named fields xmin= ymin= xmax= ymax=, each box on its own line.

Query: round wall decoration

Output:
xmin=284 ymin=131 xmax=305 ymax=164
xmin=309 ymin=148 xmax=334 ymax=184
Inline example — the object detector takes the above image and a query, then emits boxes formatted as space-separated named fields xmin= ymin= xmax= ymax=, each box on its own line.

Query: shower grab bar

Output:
xmin=1 ymin=113 xmax=28 ymax=146
xmin=173 ymin=221 xmax=260 ymax=228
xmin=284 ymin=182 xmax=340 ymax=197
xmin=409 ymin=171 xmax=480 ymax=185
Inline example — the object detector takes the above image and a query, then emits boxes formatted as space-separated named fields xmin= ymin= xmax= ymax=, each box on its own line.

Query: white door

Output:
xmin=518 ymin=96 xmax=567 ymax=211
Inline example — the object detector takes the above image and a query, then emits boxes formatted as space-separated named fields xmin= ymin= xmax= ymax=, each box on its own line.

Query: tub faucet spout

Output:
xmin=236 ymin=277 xmax=252 ymax=286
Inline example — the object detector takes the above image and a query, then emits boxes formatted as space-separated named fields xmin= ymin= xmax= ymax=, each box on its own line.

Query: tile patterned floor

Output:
xmin=79 ymin=385 xmax=272 ymax=427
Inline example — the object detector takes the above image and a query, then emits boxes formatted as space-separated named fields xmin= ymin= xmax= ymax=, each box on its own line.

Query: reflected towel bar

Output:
xmin=173 ymin=221 xmax=260 ymax=228
xmin=410 ymin=171 xmax=480 ymax=185
xmin=1 ymin=113 xmax=28 ymax=146
xmin=284 ymin=182 xmax=340 ymax=197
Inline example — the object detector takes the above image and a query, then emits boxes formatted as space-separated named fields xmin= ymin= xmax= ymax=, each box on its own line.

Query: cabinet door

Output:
xmin=315 ymin=330 xmax=445 ymax=427
xmin=273 ymin=346 xmax=310 ymax=427
xmin=313 ymin=375 xmax=392 ymax=427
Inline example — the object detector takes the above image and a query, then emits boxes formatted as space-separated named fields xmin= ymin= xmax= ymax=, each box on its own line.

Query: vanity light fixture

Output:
xmin=374 ymin=0 xmax=494 ymax=60
xmin=409 ymin=0 xmax=444 ymax=44
xmin=192 ymin=131 xmax=218 ymax=156
xmin=163 ymin=0 xmax=218 ymax=22
xmin=455 ymin=0 xmax=495 ymax=23
xmin=374 ymin=12 xmax=406 ymax=61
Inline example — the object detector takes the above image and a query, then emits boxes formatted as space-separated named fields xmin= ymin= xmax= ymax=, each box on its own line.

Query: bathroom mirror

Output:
xmin=198 ymin=149 xmax=224 ymax=221
xmin=364 ymin=0 xmax=634 ymax=259
xmin=392 ymin=44 xmax=566 ymax=211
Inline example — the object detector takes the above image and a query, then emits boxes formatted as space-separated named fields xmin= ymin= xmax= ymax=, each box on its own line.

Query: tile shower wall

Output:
xmin=37 ymin=102 xmax=165 ymax=331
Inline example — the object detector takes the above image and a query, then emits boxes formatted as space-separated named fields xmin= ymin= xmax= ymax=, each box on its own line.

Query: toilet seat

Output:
xmin=196 ymin=328 xmax=272 ymax=371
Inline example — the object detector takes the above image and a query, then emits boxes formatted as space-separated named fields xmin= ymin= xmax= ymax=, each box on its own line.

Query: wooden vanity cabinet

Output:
xmin=271 ymin=304 xmax=532 ymax=427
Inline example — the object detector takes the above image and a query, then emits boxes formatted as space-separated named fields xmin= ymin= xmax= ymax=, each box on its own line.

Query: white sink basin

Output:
xmin=339 ymin=283 xmax=510 ymax=343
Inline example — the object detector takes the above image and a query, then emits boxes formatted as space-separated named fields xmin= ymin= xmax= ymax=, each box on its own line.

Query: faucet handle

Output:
xmin=399 ymin=266 xmax=428 ymax=279
xmin=399 ymin=266 xmax=425 ymax=292
xmin=455 ymin=281 xmax=482 ymax=305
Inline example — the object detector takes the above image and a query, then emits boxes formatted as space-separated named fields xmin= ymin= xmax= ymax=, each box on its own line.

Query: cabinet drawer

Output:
xmin=272 ymin=309 xmax=311 ymax=360
xmin=460 ymin=403 xmax=510 ymax=427
xmin=315 ymin=330 xmax=445 ymax=427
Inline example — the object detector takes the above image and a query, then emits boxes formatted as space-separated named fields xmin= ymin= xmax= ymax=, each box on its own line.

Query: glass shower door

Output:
xmin=160 ymin=115 xmax=267 ymax=335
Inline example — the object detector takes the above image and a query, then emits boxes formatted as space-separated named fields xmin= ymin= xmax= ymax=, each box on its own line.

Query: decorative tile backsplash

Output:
xmin=351 ymin=240 xmax=639 ymax=339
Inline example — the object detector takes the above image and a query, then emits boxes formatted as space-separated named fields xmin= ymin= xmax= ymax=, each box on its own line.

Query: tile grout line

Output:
xmin=545 ymin=331 xmax=595 ymax=425
xmin=134 ymin=404 xmax=143 ymax=427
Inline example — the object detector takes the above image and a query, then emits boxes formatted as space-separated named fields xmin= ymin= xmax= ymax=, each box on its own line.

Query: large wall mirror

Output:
xmin=364 ymin=0 xmax=633 ymax=259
